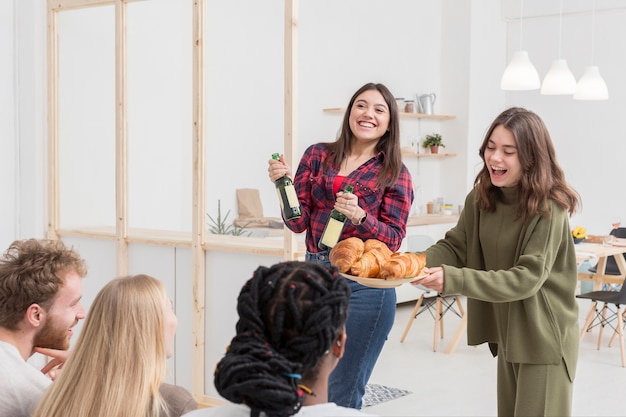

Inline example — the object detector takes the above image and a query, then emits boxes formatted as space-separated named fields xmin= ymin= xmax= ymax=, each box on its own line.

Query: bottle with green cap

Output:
xmin=271 ymin=153 xmax=301 ymax=221
xmin=318 ymin=184 xmax=354 ymax=251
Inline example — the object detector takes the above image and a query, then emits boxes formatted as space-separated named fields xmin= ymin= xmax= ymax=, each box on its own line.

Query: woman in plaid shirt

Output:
xmin=268 ymin=82 xmax=414 ymax=409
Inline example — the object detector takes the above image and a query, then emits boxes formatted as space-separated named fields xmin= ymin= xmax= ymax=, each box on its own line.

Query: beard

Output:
xmin=33 ymin=319 xmax=71 ymax=351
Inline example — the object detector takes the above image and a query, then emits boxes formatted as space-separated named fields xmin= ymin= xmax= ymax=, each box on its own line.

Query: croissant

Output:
xmin=350 ymin=248 xmax=388 ymax=278
xmin=329 ymin=237 xmax=365 ymax=273
xmin=379 ymin=252 xmax=427 ymax=280
xmin=378 ymin=257 xmax=407 ymax=280
xmin=363 ymin=239 xmax=393 ymax=259
xmin=400 ymin=252 xmax=426 ymax=276
xmin=414 ymin=252 xmax=426 ymax=272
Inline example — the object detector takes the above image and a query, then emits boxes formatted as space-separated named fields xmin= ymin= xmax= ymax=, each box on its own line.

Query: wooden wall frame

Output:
xmin=191 ymin=0 xmax=207 ymax=399
xmin=46 ymin=0 xmax=299 ymax=404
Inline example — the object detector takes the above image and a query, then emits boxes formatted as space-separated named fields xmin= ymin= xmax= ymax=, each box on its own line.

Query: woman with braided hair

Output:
xmin=186 ymin=261 xmax=376 ymax=417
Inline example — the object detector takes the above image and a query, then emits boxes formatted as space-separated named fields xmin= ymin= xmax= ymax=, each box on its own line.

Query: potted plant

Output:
xmin=207 ymin=200 xmax=251 ymax=237
xmin=422 ymin=133 xmax=445 ymax=154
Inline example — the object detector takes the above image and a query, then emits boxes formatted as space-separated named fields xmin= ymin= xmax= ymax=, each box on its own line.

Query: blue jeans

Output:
xmin=306 ymin=251 xmax=396 ymax=409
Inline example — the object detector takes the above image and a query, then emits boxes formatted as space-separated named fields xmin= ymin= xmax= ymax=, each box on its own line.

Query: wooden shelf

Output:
xmin=323 ymin=107 xmax=456 ymax=120
xmin=407 ymin=214 xmax=459 ymax=226
xmin=401 ymin=149 xmax=456 ymax=158
xmin=57 ymin=226 xmax=307 ymax=257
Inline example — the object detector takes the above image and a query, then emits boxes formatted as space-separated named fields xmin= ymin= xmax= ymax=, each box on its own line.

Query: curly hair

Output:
xmin=0 ymin=239 xmax=87 ymax=329
xmin=214 ymin=261 xmax=350 ymax=417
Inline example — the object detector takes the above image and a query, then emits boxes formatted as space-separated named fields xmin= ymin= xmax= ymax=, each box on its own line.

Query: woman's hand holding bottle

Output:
xmin=269 ymin=153 xmax=301 ymax=220
xmin=267 ymin=154 xmax=292 ymax=182
xmin=335 ymin=191 xmax=364 ymax=224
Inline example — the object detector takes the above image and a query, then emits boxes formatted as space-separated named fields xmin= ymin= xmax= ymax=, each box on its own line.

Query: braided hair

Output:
xmin=214 ymin=261 xmax=350 ymax=417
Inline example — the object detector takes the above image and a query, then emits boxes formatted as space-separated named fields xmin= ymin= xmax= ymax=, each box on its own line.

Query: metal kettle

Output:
xmin=416 ymin=93 xmax=436 ymax=115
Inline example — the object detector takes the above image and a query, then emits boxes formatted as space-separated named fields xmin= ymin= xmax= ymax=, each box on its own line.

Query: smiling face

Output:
xmin=483 ymin=125 xmax=522 ymax=188
xmin=33 ymin=270 xmax=85 ymax=350
xmin=348 ymin=89 xmax=390 ymax=144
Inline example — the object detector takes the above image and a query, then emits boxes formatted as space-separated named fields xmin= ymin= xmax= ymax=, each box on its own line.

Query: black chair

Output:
xmin=576 ymin=278 xmax=626 ymax=367
xmin=587 ymin=227 xmax=626 ymax=276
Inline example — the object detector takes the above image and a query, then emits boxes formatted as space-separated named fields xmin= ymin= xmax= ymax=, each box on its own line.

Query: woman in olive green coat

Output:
xmin=418 ymin=107 xmax=581 ymax=417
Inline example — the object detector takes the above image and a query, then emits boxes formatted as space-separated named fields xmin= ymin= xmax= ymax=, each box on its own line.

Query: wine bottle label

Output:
xmin=319 ymin=218 xmax=344 ymax=248
xmin=276 ymin=184 xmax=301 ymax=220
xmin=275 ymin=188 xmax=286 ymax=210
xmin=284 ymin=184 xmax=299 ymax=208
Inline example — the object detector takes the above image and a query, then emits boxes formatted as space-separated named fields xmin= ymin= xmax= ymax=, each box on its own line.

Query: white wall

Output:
xmin=1 ymin=0 xmax=47 ymax=250
xmin=15 ymin=0 xmax=47 ymax=242
xmin=0 ymin=0 xmax=17 ymax=250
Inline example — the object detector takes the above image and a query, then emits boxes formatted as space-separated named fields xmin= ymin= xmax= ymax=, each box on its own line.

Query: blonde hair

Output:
xmin=32 ymin=274 xmax=170 ymax=417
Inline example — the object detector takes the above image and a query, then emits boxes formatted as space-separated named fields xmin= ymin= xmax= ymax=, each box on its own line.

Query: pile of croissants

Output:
xmin=329 ymin=237 xmax=426 ymax=280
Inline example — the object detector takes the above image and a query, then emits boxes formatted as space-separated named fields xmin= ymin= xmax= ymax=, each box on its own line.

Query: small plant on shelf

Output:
xmin=207 ymin=200 xmax=251 ymax=237
xmin=422 ymin=133 xmax=445 ymax=154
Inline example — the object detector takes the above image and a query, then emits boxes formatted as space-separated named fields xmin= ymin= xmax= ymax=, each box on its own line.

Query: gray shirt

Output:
xmin=0 ymin=341 xmax=52 ymax=417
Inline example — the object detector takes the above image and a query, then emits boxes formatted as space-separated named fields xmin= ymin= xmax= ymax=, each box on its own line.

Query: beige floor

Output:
xmin=364 ymin=293 xmax=626 ymax=416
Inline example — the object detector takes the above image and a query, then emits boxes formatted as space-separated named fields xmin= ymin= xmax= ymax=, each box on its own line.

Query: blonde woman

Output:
xmin=32 ymin=274 xmax=196 ymax=417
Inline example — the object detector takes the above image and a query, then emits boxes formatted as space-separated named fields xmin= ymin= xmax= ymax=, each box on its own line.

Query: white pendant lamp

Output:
xmin=501 ymin=0 xmax=540 ymax=91
xmin=542 ymin=60 xmax=577 ymax=94
xmin=501 ymin=51 xmax=541 ymax=90
xmin=574 ymin=66 xmax=609 ymax=100
xmin=541 ymin=0 xmax=576 ymax=95
xmin=574 ymin=0 xmax=609 ymax=100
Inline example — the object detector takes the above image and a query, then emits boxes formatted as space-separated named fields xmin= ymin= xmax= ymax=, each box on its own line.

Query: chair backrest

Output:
xmin=406 ymin=235 xmax=435 ymax=252
xmin=588 ymin=227 xmax=626 ymax=275
xmin=610 ymin=227 xmax=626 ymax=238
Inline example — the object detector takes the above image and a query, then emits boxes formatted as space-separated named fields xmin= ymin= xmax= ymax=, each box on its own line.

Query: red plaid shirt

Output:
xmin=285 ymin=143 xmax=414 ymax=253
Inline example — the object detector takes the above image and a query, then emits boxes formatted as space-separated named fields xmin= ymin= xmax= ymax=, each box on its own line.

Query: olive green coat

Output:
xmin=424 ymin=188 xmax=579 ymax=380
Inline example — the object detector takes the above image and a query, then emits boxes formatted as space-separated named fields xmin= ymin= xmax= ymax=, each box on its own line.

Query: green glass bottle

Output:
xmin=272 ymin=153 xmax=302 ymax=221
xmin=318 ymin=185 xmax=354 ymax=251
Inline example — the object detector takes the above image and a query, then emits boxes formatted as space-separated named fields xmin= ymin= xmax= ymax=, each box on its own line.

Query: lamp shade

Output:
xmin=574 ymin=66 xmax=609 ymax=100
xmin=500 ymin=51 xmax=541 ymax=90
xmin=541 ymin=59 xmax=577 ymax=95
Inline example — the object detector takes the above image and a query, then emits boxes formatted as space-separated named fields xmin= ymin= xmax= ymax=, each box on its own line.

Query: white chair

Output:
xmin=400 ymin=235 xmax=466 ymax=353
xmin=406 ymin=235 xmax=435 ymax=253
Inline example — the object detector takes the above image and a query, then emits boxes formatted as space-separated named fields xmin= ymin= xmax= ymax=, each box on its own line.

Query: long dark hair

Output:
xmin=214 ymin=261 xmax=350 ymax=417
xmin=474 ymin=107 xmax=580 ymax=222
xmin=323 ymin=82 xmax=402 ymax=188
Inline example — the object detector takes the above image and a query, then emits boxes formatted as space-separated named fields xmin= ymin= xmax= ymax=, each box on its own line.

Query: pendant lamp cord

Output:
xmin=591 ymin=0 xmax=596 ymax=65
xmin=519 ymin=0 xmax=524 ymax=50
xmin=557 ymin=0 xmax=563 ymax=58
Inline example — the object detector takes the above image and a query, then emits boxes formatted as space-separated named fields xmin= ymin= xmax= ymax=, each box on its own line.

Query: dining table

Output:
xmin=575 ymin=239 xmax=626 ymax=291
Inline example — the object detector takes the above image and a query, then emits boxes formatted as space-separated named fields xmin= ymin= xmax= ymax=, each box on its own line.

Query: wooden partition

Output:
xmin=47 ymin=0 xmax=299 ymax=404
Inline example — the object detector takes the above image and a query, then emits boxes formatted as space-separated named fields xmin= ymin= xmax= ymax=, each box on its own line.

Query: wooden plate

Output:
xmin=340 ymin=271 xmax=428 ymax=288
